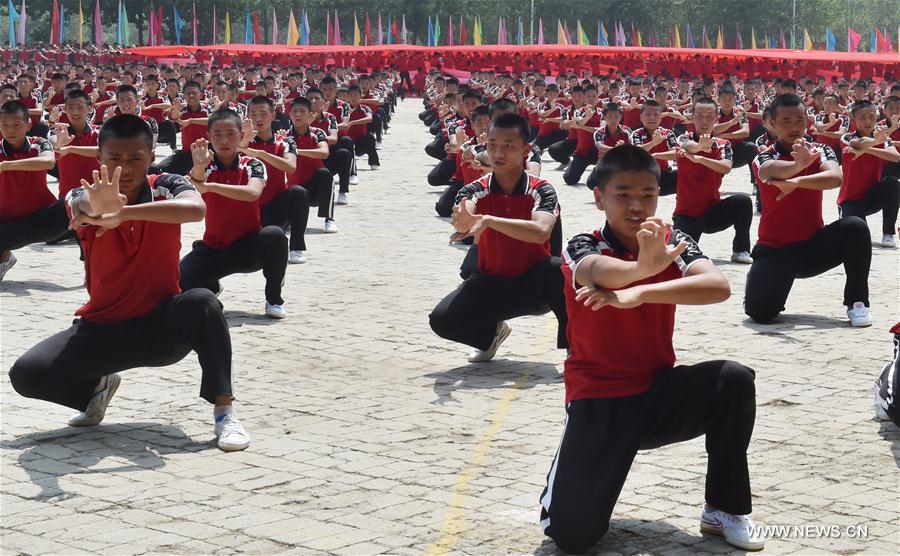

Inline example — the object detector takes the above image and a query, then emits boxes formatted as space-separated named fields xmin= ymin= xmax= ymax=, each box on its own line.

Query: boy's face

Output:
xmin=852 ymin=107 xmax=878 ymax=133
xmin=719 ymin=93 xmax=735 ymax=111
xmin=184 ymin=87 xmax=202 ymax=105
xmin=654 ymin=91 xmax=667 ymax=104
xmin=348 ymin=90 xmax=361 ymax=105
xmin=64 ymin=98 xmax=90 ymax=124
xmin=308 ymin=94 xmax=325 ymax=113
xmin=0 ymin=113 xmax=30 ymax=143
xmin=0 ymin=89 xmax=17 ymax=104
xmin=594 ymin=170 xmax=660 ymax=238
xmin=247 ymin=103 xmax=274 ymax=132
xmin=692 ymin=103 xmax=718 ymax=134
xmin=485 ymin=126 xmax=529 ymax=174
xmin=604 ymin=109 xmax=622 ymax=127
xmin=885 ymin=102 xmax=900 ymax=118
xmin=462 ymin=97 xmax=481 ymax=115
xmin=144 ymin=80 xmax=158 ymax=93
xmin=771 ymin=104 xmax=809 ymax=144
xmin=472 ymin=115 xmax=490 ymax=135
xmin=823 ymin=97 xmax=839 ymax=114
xmin=640 ymin=106 xmax=661 ymax=130
xmin=99 ymin=136 xmax=153 ymax=197
xmin=585 ymin=90 xmax=599 ymax=105
xmin=289 ymin=105 xmax=314 ymax=128
xmin=116 ymin=92 xmax=138 ymax=114
xmin=209 ymin=119 xmax=242 ymax=157
xmin=16 ymin=78 xmax=33 ymax=95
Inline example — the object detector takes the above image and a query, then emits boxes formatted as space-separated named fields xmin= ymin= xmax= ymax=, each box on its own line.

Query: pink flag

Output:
xmin=334 ymin=12 xmax=341 ymax=45
xmin=272 ymin=9 xmax=278 ymax=44
xmin=94 ymin=0 xmax=102 ymax=45
xmin=192 ymin=2 xmax=198 ymax=46
xmin=847 ymin=27 xmax=861 ymax=51
xmin=779 ymin=29 xmax=787 ymax=48
xmin=149 ymin=9 xmax=155 ymax=45
xmin=538 ymin=18 xmax=544 ymax=45
xmin=377 ymin=14 xmax=383 ymax=45
xmin=563 ymin=20 xmax=571 ymax=45
xmin=885 ymin=29 xmax=894 ymax=52
xmin=498 ymin=17 xmax=506 ymax=45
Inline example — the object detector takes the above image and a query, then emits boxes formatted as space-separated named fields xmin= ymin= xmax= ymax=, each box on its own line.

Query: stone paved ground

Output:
xmin=1 ymin=99 xmax=899 ymax=556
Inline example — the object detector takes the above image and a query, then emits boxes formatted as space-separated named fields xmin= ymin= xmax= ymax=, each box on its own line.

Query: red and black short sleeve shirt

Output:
xmin=674 ymin=133 xmax=733 ymax=218
xmin=0 ymin=136 xmax=55 ymax=219
xmin=201 ymin=155 xmax=267 ymax=249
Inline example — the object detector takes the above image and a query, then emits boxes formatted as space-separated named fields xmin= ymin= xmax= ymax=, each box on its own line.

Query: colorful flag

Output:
xmin=354 ymin=13 xmax=361 ymax=46
xmin=736 ymin=26 xmax=743 ymax=49
xmin=636 ymin=29 xmax=642 ymax=47
xmin=174 ymin=4 xmax=184 ymax=44
xmin=377 ymin=14 xmax=383 ymax=45
xmin=211 ymin=5 xmax=217 ymax=45
xmin=244 ymin=8 xmax=251 ymax=44
xmin=803 ymin=28 xmax=813 ymax=50
xmin=17 ymin=0 xmax=26 ymax=45
xmin=434 ymin=14 xmax=441 ymax=46
xmin=473 ymin=16 xmax=481 ymax=45
xmin=460 ymin=16 xmax=467 ymax=45
xmin=389 ymin=15 xmax=396 ymax=45
xmin=271 ymin=9 xmax=277 ymax=44
xmin=78 ymin=0 xmax=84 ymax=46
xmin=598 ymin=21 xmax=607 ymax=46
xmin=364 ymin=13 xmax=371 ymax=45
xmin=156 ymin=5 xmax=163 ymax=45
xmin=876 ymin=27 xmax=886 ymax=52
xmin=885 ymin=28 xmax=894 ymax=52
xmin=253 ymin=10 xmax=261 ymax=44
xmin=498 ymin=17 xmax=506 ymax=45
xmin=326 ymin=10 xmax=331 ymax=45
xmin=871 ymin=28 xmax=877 ymax=52
xmin=193 ymin=2 xmax=198 ymax=46
xmin=302 ymin=10 xmax=309 ymax=45
xmin=537 ymin=18 xmax=544 ymax=45
xmin=618 ymin=21 xmax=626 ymax=46
xmin=564 ymin=20 xmax=572 ymax=44
xmin=557 ymin=20 xmax=566 ymax=45
xmin=686 ymin=24 xmax=694 ymax=48
xmin=287 ymin=10 xmax=298 ymax=45
xmin=224 ymin=11 xmax=230 ymax=43
xmin=518 ymin=17 xmax=524 ymax=46
xmin=702 ymin=25 xmax=709 ymax=48
xmin=59 ymin=1 xmax=65 ymax=43
xmin=8 ymin=0 xmax=17 ymax=47
xmin=674 ymin=25 xmax=681 ymax=48
xmin=779 ymin=29 xmax=787 ymax=49
xmin=824 ymin=27 xmax=835 ymax=51
xmin=716 ymin=26 xmax=724 ymax=49
xmin=577 ymin=20 xmax=588 ymax=46
xmin=51 ymin=0 xmax=60 ymax=44
xmin=401 ymin=14 xmax=407 ymax=44
xmin=448 ymin=15 xmax=453 ymax=46
xmin=750 ymin=27 xmax=756 ymax=49
xmin=426 ymin=15 xmax=433 ymax=46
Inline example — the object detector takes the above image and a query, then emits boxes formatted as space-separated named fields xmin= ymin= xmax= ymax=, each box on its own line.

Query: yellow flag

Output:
xmin=557 ymin=20 xmax=568 ymax=45
xmin=751 ymin=27 xmax=757 ymax=49
xmin=474 ymin=17 xmax=482 ymax=45
xmin=287 ymin=10 xmax=299 ymax=45
xmin=637 ymin=30 xmax=642 ymax=47
xmin=354 ymin=13 xmax=361 ymax=46
xmin=225 ymin=13 xmax=231 ymax=44
xmin=674 ymin=25 xmax=681 ymax=48
xmin=764 ymin=31 xmax=769 ymax=48
xmin=79 ymin=0 xmax=84 ymax=46
xmin=716 ymin=27 xmax=723 ymax=49
xmin=803 ymin=28 xmax=813 ymax=50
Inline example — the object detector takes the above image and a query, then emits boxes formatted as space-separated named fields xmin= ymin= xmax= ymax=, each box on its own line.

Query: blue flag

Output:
xmin=871 ymin=28 xmax=877 ymax=52
xmin=597 ymin=21 xmax=608 ymax=46
xmin=299 ymin=10 xmax=308 ymax=45
xmin=174 ymin=5 xmax=184 ymax=45
xmin=245 ymin=8 xmax=253 ymax=44
xmin=518 ymin=17 xmax=523 ymax=45
xmin=427 ymin=16 xmax=433 ymax=46
xmin=687 ymin=23 xmax=695 ymax=48
xmin=59 ymin=2 xmax=65 ymax=43
xmin=826 ymin=28 xmax=836 ymax=51
xmin=386 ymin=14 xmax=392 ymax=45
xmin=8 ymin=0 xmax=18 ymax=47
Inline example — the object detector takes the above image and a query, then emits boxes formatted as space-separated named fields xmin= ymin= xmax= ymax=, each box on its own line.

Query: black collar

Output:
xmin=600 ymin=222 xmax=629 ymax=255
xmin=1 ymin=138 xmax=30 ymax=154
xmin=135 ymin=179 xmax=153 ymax=204
xmin=212 ymin=153 xmax=240 ymax=170
xmin=774 ymin=141 xmax=793 ymax=156
xmin=488 ymin=171 xmax=528 ymax=196
xmin=252 ymin=133 xmax=276 ymax=144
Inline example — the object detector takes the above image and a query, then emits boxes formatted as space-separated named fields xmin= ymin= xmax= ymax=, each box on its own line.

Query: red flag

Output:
xmin=460 ymin=17 xmax=467 ymax=45
xmin=149 ymin=6 xmax=156 ymax=46
xmin=326 ymin=10 xmax=332 ymax=45
xmin=391 ymin=16 xmax=399 ymax=42
xmin=848 ymin=27 xmax=861 ymax=51
xmin=158 ymin=6 xmax=164 ymax=45
xmin=365 ymin=13 xmax=371 ymax=46
xmin=253 ymin=10 xmax=261 ymax=44
xmin=876 ymin=27 xmax=886 ymax=52
xmin=51 ymin=0 xmax=60 ymax=44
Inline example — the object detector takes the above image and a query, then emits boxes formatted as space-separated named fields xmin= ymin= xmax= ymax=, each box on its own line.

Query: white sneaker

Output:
xmin=336 ymin=192 xmax=349 ymax=205
xmin=700 ymin=506 xmax=766 ymax=551
xmin=467 ymin=321 xmax=512 ymax=363
xmin=265 ymin=302 xmax=287 ymax=319
xmin=288 ymin=250 xmax=306 ymax=264
xmin=324 ymin=219 xmax=338 ymax=233
xmin=874 ymin=381 xmax=891 ymax=421
xmin=375 ymin=141 xmax=383 ymax=149
xmin=68 ymin=374 xmax=121 ymax=427
xmin=847 ymin=302 xmax=872 ymax=327
xmin=214 ymin=413 xmax=250 ymax=452
xmin=369 ymin=164 xmax=380 ymax=170
xmin=349 ymin=174 xmax=359 ymax=185
xmin=881 ymin=234 xmax=896 ymax=248
xmin=731 ymin=251 xmax=753 ymax=264
xmin=0 ymin=253 xmax=17 ymax=281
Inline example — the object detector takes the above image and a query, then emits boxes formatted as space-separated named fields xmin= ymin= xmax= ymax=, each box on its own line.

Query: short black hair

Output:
xmin=850 ymin=99 xmax=876 ymax=115
xmin=885 ymin=95 xmax=900 ymax=108
xmin=590 ymin=144 xmax=660 ymax=190
xmin=718 ymin=85 xmax=737 ymax=97
xmin=461 ymin=89 xmax=482 ymax=102
xmin=769 ymin=94 xmax=806 ymax=118
xmin=248 ymin=95 xmax=275 ymax=111
xmin=183 ymin=80 xmax=202 ymax=91
xmin=692 ymin=96 xmax=718 ymax=112
xmin=65 ymin=89 xmax=92 ymax=105
xmin=603 ymin=102 xmax=622 ymax=115
xmin=470 ymin=105 xmax=490 ymax=120
xmin=641 ymin=99 xmax=662 ymax=112
xmin=0 ymin=100 xmax=30 ymax=122
xmin=306 ymin=87 xmax=324 ymax=99
xmin=319 ymin=76 xmax=337 ymax=87
xmin=115 ymin=84 xmax=138 ymax=98
xmin=98 ymin=114 xmax=154 ymax=152
xmin=290 ymin=96 xmax=312 ymax=111
xmin=347 ymin=84 xmax=362 ymax=94
xmin=207 ymin=108 xmax=243 ymax=131
xmin=488 ymin=113 xmax=529 ymax=144
xmin=488 ymin=98 xmax=519 ymax=118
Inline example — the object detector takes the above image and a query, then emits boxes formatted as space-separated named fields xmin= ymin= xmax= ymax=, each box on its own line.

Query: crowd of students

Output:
xmin=417 ymin=67 xmax=899 ymax=552
xmin=1 ymin=46 xmax=899 ymax=554
xmin=0 ymin=55 xmax=395 ymax=452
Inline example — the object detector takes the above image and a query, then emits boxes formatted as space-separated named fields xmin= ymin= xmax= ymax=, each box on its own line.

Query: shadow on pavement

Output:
xmin=425 ymin=360 xmax=561 ymax=404
xmin=1 ymin=422 xmax=210 ymax=500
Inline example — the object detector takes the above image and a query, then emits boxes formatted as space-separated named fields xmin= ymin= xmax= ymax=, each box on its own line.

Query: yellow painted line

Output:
xmin=426 ymin=319 xmax=559 ymax=556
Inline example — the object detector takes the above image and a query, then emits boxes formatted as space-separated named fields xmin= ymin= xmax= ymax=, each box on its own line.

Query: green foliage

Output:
xmin=1 ymin=0 xmax=898 ymax=49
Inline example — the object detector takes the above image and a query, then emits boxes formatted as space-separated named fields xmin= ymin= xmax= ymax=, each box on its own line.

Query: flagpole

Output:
xmin=530 ymin=0 xmax=534 ymax=45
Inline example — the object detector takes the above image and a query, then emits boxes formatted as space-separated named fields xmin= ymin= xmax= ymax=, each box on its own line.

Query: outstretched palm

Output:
xmin=81 ymin=165 xmax=126 ymax=216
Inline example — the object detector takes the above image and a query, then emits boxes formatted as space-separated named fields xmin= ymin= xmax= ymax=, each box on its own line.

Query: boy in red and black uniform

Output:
xmin=534 ymin=84 xmax=568 ymax=151
xmin=839 ymin=100 xmax=900 ymax=248
xmin=0 ymin=101 xmax=62 ymax=279
xmin=7 ymin=114 xmax=250 ymax=452
xmin=673 ymin=97 xmax=753 ymax=264
xmin=627 ymin=100 xmax=678 ymax=195
xmin=811 ymin=93 xmax=848 ymax=163
xmin=563 ymin=86 xmax=602 ymax=185
xmin=15 ymin=74 xmax=48 ymax=138
xmin=287 ymin=97 xmax=337 ymax=233
xmin=49 ymin=90 xmax=100 ymax=201
xmin=346 ymin=85 xmax=380 ymax=169
xmin=240 ymin=96 xmax=310 ymax=264
xmin=583 ymin=102 xmax=631 ymax=188
xmin=714 ymin=85 xmax=756 ymax=168
xmin=140 ymin=75 xmax=174 ymax=150
xmin=429 ymin=114 xmax=567 ymax=362
xmin=179 ymin=108 xmax=289 ymax=319
xmin=308 ymin=87 xmax=353 ymax=203
xmin=547 ymin=86 xmax=584 ymax=167
xmin=540 ymin=143 xmax=763 ymax=554
xmin=160 ymin=81 xmax=210 ymax=176
xmin=747 ymin=94 xmax=872 ymax=326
